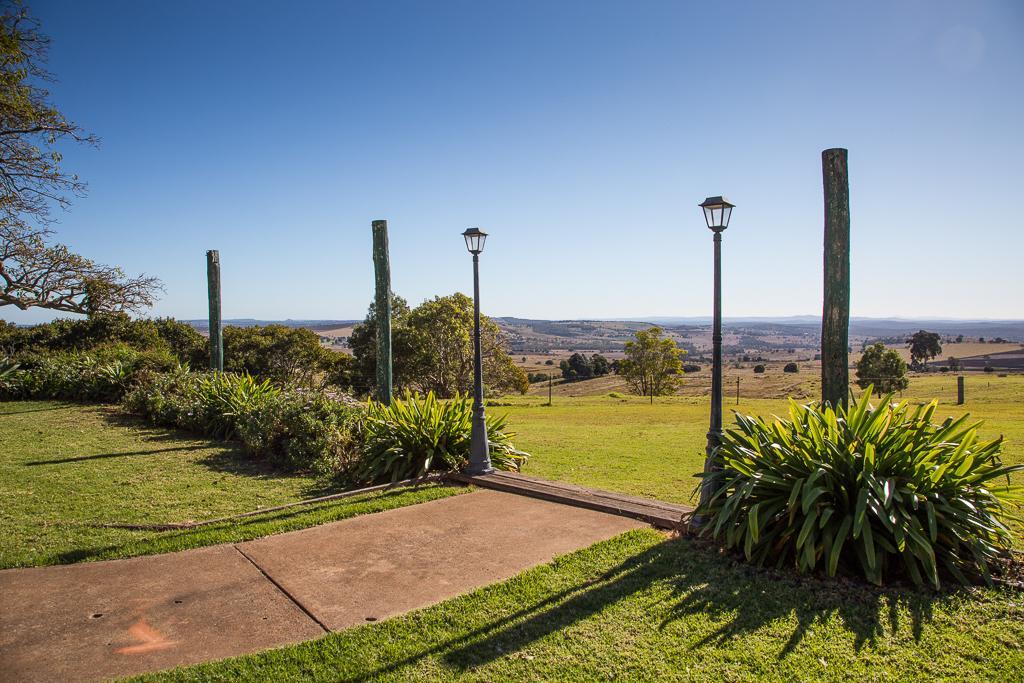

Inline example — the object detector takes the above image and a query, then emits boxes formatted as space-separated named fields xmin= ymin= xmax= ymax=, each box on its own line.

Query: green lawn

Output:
xmin=503 ymin=374 xmax=1024 ymax=516
xmin=133 ymin=529 xmax=1024 ymax=682
xmin=0 ymin=401 xmax=463 ymax=569
xmin=5 ymin=378 xmax=1023 ymax=681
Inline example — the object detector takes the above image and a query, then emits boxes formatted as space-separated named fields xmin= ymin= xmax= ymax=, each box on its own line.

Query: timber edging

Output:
xmin=447 ymin=470 xmax=691 ymax=530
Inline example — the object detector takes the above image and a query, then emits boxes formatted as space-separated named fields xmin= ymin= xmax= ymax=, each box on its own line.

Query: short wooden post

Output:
xmin=206 ymin=250 xmax=223 ymax=372
xmin=957 ymin=375 xmax=965 ymax=405
xmin=372 ymin=220 xmax=393 ymax=404
xmin=821 ymin=148 xmax=850 ymax=410
xmin=548 ymin=373 xmax=553 ymax=405
xmin=736 ymin=376 xmax=740 ymax=405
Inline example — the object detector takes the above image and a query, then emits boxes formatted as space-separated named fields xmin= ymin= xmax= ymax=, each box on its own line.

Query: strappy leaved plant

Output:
xmin=696 ymin=389 xmax=1022 ymax=588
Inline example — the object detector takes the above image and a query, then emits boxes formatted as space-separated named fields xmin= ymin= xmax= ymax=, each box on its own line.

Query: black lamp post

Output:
xmin=697 ymin=196 xmax=734 ymax=512
xmin=462 ymin=227 xmax=493 ymax=475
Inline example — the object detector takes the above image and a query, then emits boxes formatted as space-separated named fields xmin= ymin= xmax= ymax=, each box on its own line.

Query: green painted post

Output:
xmin=821 ymin=148 xmax=850 ymax=410
xmin=206 ymin=250 xmax=223 ymax=372
xmin=372 ymin=220 xmax=393 ymax=404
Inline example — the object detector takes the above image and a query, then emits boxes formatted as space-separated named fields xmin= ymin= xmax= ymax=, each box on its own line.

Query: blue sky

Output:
xmin=8 ymin=0 xmax=1023 ymax=324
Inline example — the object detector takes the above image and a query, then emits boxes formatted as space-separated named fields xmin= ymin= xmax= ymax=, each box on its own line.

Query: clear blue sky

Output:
xmin=8 ymin=0 xmax=1023 ymax=324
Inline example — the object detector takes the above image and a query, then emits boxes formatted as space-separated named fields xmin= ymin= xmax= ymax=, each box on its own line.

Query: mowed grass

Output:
xmin=504 ymin=374 xmax=1024 ymax=537
xmin=133 ymin=529 xmax=1024 ymax=682
xmin=0 ymin=401 xmax=464 ymax=569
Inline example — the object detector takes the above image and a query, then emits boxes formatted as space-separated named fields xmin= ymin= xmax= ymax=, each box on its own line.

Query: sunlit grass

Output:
xmin=133 ymin=529 xmax=1024 ymax=682
xmin=0 ymin=401 xmax=463 ymax=568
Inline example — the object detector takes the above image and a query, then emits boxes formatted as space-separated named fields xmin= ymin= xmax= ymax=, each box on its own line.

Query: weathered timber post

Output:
xmin=821 ymin=148 xmax=850 ymax=409
xmin=372 ymin=220 xmax=393 ymax=404
xmin=957 ymin=375 xmax=965 ymax=405
xmin=206 ymin=250 xmax=223 ymax=372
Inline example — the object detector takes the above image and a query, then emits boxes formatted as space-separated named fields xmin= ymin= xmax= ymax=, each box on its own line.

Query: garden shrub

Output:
xmin=0 ymin=314 xmax=206 ymax=366
xmin=236 ymin=391 xmax=362 ymax=477
xmin=123 ymin=370 xmax=361 ymax=475
xmin=0 ymin=345 xmax=178 ymax=402
xmin=696 ymin=390 xmax=1023 ymax=588
xmin=125 ymin=370 xmax=280 ymax=440
xmin=359 ymin=391 xmax=528 ymax=483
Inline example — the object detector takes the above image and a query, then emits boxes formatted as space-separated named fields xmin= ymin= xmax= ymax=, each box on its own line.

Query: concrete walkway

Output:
xmin=0 ymin=489 xmax=644 ymax=682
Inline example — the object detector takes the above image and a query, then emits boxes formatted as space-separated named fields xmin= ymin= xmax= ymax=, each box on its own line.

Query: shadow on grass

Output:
xmin=0 ymin=403 xmax=80 ymax=416
xmin=43 ymin=488 xmax=417 ymax=566
xmin=358 ymin=537 xmax=951 ymax=678
xmin=98 ymin=407 xmax=337 ymax=497
xmin=25 ymin=445 xmax=213 ymax=465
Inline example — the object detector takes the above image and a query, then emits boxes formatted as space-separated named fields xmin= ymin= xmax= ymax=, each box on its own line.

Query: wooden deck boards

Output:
xmin=448 ymin=470 xmax=691 ymax=530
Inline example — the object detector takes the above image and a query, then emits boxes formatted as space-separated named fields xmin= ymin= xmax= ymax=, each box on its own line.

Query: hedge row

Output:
xmin=0 ymin=350 xmax=526 ymax=485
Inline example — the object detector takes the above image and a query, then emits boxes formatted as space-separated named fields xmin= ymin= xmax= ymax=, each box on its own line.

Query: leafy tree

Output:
xmin=856 ymin=342 xmax=909 ymax=396
xmin=0 ymin=5 xmax=161 ymax=315
xmin=907 ymin=330 xmax=942 ymax=368
xmin=783 ymin=362 xmax=799 ymax=373
xmin=223 ymin=325 xmax=351 ymax=390
xmin=351 ymin=293 xmax=527 ymax=398
xmin=590 ymin=353 xmax=610 ymax=376
xmin=1 ymin=2 xmax=96 ymax=229
xmin=618 ymin=327 xmax=685 ymax=397
xmin=753 ymin=364 xmax=766 ymax=373
xmin=348 ymin=294 xmax=417 ymax=394
xmin=559 ymin=352 xmax=593 ymax=382
xmin=1 ymin=223 xmax=162 ymax=314
xmin=403 ymin=293 xmax=527 ymax=397
xmin=947 ymin=356 xmax=961 ymax=372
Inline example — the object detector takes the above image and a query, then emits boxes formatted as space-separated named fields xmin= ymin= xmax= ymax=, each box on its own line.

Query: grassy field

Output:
xmin=0 ymin=401 xmax=463 ymax=569
xmin=4 ymin=376 xmax=1023 ymax=681
xmin=134 ymin=528 xmax=1024 ymax=682
xmin=505 ymin=374 xmax=1024 ymax=540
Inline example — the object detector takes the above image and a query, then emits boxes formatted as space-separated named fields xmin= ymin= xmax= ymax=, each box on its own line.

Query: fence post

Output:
xmin=206 ymin=250 xmax=223 ymax=372
xmin=957 ymin=375 xmax=965 ymax=405
xmin=372 ymin=220 xmax=393 ymax=404
xmin=821 ymin=148 xmax=851 ymax=410
xmin=736 ymin=376 xmax=740 ymax=405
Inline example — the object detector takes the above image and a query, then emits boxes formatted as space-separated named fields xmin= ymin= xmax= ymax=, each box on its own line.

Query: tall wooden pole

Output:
xmin=821 ymin=148 xmax=850 ymax=409
xmin=372 ymin=220 xmax=392 ymax=404
xmin=206 ymin=250 xmax=223 ymax=372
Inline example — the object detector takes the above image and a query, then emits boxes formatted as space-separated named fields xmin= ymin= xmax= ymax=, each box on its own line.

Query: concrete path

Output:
xmin=0 ymin=489 xmax=644 ymax=682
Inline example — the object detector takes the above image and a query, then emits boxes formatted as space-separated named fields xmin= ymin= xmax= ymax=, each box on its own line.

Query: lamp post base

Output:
xmin=466 ymin=409 xmax=493 ymax=475
xmin=694 ymin=430 xmax=722 ymax=526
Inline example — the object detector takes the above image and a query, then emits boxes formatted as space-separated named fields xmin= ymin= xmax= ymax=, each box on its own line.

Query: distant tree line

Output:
xmin=0 ymin=314 xmax=353 ymax=392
